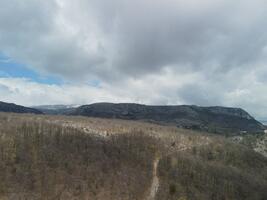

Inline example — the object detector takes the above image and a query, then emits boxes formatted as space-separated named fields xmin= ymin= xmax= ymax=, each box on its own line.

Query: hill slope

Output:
xmin=0 ymin=101 xmax=42 ymax=114
xmin=0 ymin=113 xmax=266 ymax=200
xmin=71 ymin=103 xmax=264 ymax=135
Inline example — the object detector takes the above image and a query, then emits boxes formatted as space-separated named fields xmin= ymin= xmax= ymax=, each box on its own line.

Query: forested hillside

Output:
xmin=0 ymin=113 xmax=266 ymax=200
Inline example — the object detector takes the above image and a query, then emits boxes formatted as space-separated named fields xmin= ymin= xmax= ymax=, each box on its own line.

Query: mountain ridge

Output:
xmin=0 ymin=101 xmax=42 ymax=114
xmin=1 ymin=101 xmax=264 ymax=135
xmin=70 ymin=103 xmax=264 ymax=135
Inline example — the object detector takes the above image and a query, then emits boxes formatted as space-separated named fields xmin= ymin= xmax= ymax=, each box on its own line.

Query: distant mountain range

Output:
xmin=32 ymin=104 xmax=79 ymax=115
xmin=70 ymin=103 xmax=265 ymax=135
xmin=0 ymin=101 xmax=42 ymax=114
xmin=0 ymin=101 xmax=265 ymax=135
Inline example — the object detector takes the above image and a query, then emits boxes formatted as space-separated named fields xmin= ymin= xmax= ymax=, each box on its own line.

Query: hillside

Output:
xmin=71 ymin=103 xmax=264 ymax=135
xmin=0 ymin=113 xmax=266 ymax=200
xmin=231 ymin=132 xmax=267 ymax=157
xmin=0 ymin=101 xmax=42 ymax=114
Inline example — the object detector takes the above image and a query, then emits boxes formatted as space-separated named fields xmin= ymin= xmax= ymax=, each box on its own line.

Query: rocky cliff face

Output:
xmin=71 ymin=103 xmax=264 ymax=135
xmin=0 ymin=101 xmax=42 ymax=114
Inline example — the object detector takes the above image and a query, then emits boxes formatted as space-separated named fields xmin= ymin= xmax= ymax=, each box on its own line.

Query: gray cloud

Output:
xmin=1 ymin=0 xmax=267 ymax=117
xmin=1 ymin=0 xmax=267 ymax=80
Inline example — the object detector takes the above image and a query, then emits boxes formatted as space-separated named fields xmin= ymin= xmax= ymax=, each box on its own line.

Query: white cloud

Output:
xmin=1 ymin=66 xmax=267 ymax=119
xmin=0 ymin=78 xmax=126 ymax=106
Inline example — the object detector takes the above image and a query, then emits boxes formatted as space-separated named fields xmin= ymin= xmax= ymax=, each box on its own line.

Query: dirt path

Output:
xmin=145 ymin=146 xmax=195 ymax=200
xmin=146 ymin=157 xmax=160 ymax=200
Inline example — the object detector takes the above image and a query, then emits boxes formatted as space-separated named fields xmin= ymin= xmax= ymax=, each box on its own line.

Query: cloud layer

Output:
xmin=0 ymin=0 xmax=267 ymax=118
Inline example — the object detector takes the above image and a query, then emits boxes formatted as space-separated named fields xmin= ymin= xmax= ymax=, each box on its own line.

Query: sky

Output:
xmin=0 ymin=0 xmax=267 ymax=119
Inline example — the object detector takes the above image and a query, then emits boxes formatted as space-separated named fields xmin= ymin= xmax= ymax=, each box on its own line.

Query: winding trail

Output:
xmin=146 ymin=157 xmax=160 ymax=200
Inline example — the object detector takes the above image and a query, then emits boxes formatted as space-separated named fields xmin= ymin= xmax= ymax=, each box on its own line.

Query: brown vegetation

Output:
xmin=157 ymin=142 xmax=267 ymax=200
xmin=0 ymin=112 xmax=266 ymax=200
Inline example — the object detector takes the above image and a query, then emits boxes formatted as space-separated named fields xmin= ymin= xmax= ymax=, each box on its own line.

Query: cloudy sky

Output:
xmin=0 ymin=0 xmax=267 ymax=119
